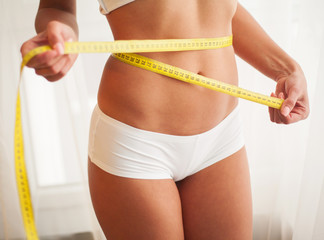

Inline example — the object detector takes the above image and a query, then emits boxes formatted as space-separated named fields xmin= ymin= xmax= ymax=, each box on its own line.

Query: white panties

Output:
xmin=88 ymin=105 xmax=245 ymax=181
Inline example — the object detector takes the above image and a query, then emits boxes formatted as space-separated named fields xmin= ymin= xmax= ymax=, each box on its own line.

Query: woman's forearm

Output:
xmin=35 ymin=0 xmax=78 ymax=38
xmin=20 ymin=0 xmax=79 ymax=82
xmin=232 ymin=3 xmax=301 ymax=81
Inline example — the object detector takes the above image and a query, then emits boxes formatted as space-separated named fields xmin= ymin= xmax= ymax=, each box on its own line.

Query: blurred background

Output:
xmin=0 ymin=0 xmax=323 ymax=239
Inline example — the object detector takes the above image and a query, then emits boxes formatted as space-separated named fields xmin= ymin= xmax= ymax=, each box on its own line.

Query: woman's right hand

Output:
xmin=20 ymin=20 xmax=78 ymax=82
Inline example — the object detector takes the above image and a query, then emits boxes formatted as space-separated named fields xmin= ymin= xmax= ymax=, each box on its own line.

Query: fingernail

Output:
xmin=282 ymin=106 xmax=290 ymax=116
xmin=279 ymin=92 xmax=285 ymax=99
xmin=55 ymin=43 xmax=64 ymax=55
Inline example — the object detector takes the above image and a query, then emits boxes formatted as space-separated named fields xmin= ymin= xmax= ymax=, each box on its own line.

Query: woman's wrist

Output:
xmin=35 ymin=8 xmax=79 ymax=38
xmin=271 ymin=56 xmax=302 ymax=83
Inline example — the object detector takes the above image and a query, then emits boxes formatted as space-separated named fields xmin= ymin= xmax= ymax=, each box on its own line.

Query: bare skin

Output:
xmin=88 ymin=147 xmax=252 ymax=240
xmin=20 ymin=0 xmax=310 ymax=239
xmin=98 ymin=0 xmax=239 ymax=135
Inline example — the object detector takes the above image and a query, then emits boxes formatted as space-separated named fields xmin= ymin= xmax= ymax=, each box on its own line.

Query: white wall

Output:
xmin=0 ymin=0 xmax=109 ymax=239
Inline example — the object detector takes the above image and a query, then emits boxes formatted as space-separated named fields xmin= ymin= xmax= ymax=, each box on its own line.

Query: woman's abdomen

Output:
xmin=97 ymin=46 xmax=239 ymax=135
xmin=97 ymin=0 xmax=239 ymax=135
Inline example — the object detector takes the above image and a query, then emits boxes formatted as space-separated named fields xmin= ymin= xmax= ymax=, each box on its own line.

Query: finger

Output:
xmin=278 ymin=92 xmax=285 ymax=99
xmin=278 ymin=104 xmax=305 ymax=124
xmin=47 ymin=21 xmax=65 ymax=55
xmin=52 ymin=54 xmax=78 ymax=80
xmin=39 ymin=54 xmax=77 ymax=82
xmin=35 ymin=56 xmax=68 ymax=81
xmin=20 ymin=33 xmax=47 ymax=57
xmin=279 ymin=113 xmax=300 ymax=125
xmin=21 ymin=34 xmax=60 ymax=68
xmin=280 ymin=88 xmax=299 ymax=117
xmin=26 ymin=50 xmax=60 ymax=68
xmin=282 ymin=108 xmax=306 ymax=124
xmin=275 ymin=80 xmax=285 ymax=96
xmin=274 ymin=111 xmax=283 ymax=124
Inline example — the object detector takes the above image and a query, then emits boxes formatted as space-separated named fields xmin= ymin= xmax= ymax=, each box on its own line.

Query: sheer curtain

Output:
xmin=0 ymin=0 xmax=323 ymax=239
xmin=238 ymin=0 xmax=324 ymax=239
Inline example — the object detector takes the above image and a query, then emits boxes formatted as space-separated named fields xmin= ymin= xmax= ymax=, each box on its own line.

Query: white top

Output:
xmin=97 ymin=0 xmax=136 ymax=14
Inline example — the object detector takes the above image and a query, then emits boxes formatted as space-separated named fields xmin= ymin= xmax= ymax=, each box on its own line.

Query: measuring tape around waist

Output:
xmin=112 ymin=53 xmax=283 ymax=108
xmin=20 ymin=36 xmax=283 ymax=108
xmin=20 ymin=37 xmax=233 ymax=71
xmin=16 ymin=36 xmax=283 ymax=239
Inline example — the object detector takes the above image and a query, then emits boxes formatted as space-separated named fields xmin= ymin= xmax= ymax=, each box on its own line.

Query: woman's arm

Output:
xmin=20 ymin=0 xmax=78 ymax=81
xmin=232 ymin=3 xmax=309 ymax=124
xmin=35 ymin=0 xmax=78 ymax=34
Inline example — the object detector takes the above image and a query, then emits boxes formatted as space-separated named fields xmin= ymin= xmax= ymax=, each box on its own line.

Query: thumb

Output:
xmin=281 ymin=88 xmax=299 ymax=117
xmin=47 ymin=21 xmax=65 ymax=55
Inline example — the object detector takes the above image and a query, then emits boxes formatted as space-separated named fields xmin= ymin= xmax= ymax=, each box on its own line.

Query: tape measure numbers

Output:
xmin=20 ymin=37 xmax=232 ymax=71
xmin=16 ymin=36 xmax=283 ymax=239
xmin=15 ymin=91 xmax=39 ymax=240
xmin=20 ymin=36 xmax=283 ymax=108
xmin=113 ymin=53 xmax=283 ymax=108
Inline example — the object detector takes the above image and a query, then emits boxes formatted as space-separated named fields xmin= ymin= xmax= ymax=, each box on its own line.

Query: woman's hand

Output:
xmin=269 ymin=70 xmax=310 ymax=124
xmin=20 ymin=20 xmax=78 ymax=82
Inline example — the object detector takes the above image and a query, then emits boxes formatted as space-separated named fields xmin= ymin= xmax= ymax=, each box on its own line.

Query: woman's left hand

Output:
xmin=269 ymin=70 xmax=310 ymax=124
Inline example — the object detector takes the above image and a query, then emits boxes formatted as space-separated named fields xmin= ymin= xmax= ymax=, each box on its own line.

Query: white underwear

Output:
xmin=88 ymin=105 xmax=245 ymax=181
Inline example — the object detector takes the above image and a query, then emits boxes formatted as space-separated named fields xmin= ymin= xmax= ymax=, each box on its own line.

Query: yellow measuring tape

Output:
xmin=113 ymin=52 xmax=283 ymax=108
xmin=15 ymin=91 xmax=39 ymax=240
xmin=16 ymin=36 xmax=283 ymax=239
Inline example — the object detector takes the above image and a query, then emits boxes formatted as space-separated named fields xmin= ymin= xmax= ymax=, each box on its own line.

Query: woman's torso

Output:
xmin=98 ymin=0 xmax=238 ymax=135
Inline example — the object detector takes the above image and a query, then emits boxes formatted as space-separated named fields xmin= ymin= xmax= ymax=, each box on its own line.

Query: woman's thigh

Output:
xmin=88 ymin=158 xmax=184 ymax=240
xmin=177 ymin=147 xmax=253 ymax=240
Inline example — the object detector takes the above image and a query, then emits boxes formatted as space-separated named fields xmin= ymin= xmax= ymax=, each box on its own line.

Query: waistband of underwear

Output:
xmin=93 ymin=104 xmax=241 ymax=142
